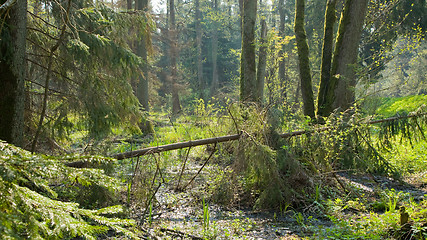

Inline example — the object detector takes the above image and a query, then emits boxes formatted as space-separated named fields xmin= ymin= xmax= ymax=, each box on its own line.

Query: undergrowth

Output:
xmin=0 ymin=141 xmax=138 ymax=239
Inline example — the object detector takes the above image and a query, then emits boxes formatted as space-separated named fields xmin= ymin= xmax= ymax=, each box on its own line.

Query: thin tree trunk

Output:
xmin=316 ymin=0 xmax=338 ymax=117
xmin=136 ymin=0 xmax=149 ymax=112
xmin=294 ymin=0 xmax=315 ymax=118
xmin=210 ymin=0 xmax=219 ymax=96
xmin=256 ymin=19 xmax=267 ymax=104
xmin=240 ymin=0 xmax=257 ymax=103
xmin=238 ymin=0 xmax=243 ymax=36
xmin=195 ymin=0 xmax=204 ymax=99
xmin=0 ymin=0 xmax=27 ymax=147
xmin=170 ymin=0 xmax=181 ymax=114
xmin=278 ymin=0 xmax=287 ymax=102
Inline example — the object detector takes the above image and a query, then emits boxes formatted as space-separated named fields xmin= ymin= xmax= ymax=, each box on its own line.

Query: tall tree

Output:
xmin=136 ymin=0 xmax=150 ymax=113
xmin=294 ymin=0 xmax=315 ymax=118
xmin=256 ymin=18 xmax=267 ymax=104
xmin=278 ymin=0 xmax=287 ymax=102
xmin=319 ymin=0 xmax=369 ymax=114
xmin=170 ymin=0 xmax=181 ymax=114
xmin=240 ymin=0 xmax=258 ymax=103
xmin=0 ymin=0 xmax=27 ymax=147
xmin=210 ymin=0 xmax=219 ymax=96
xmin=316 ymin=0 xmax=338 ymax=117
xmin=195 ymin=0 xmax=204 ymax=98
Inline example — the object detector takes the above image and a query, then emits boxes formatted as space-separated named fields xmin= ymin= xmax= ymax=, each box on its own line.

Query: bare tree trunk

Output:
xmin=170 ymin=0 xmax=181 ymax=114
xmin=294 ymin=0 xmax=315 ymax=118
xmin=240 ymin=0 xmax=257 ymax=103
xmin=256 ymin=19 xmax=267 ymax=104
xmin=210 ymin=0 xmax=219 ymax=96
xmin=0 ymin=0 xmax=27 ymax=147
xmin=195 ymin=0 xmax=204 ymax=99
xmin=136 ymin=0 xmax=149 ymax=112
xmin=317 ymin=0 xmax=338 ymax=117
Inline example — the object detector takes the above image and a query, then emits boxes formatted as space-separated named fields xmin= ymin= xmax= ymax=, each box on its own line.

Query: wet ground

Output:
xmin=132 ymin=165 xmax=427 ymax=239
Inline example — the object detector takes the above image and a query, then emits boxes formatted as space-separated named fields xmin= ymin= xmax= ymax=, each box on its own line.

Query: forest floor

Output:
xmin=129 ymin=160 xmax=427 ymax=239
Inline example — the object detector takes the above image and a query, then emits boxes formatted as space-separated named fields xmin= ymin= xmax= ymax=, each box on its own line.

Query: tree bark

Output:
xmin=278 ymin=0 xmax=287 ymax=102
xmin=195 ymin=0 xmax=204 ymax=99
xmin=136 ymin=0 xmax=150 ymax=112
xmin=321 ymin=0 xmax=369 ymax=115
xmin=240 ymin=0 xmax=257 ymax=103
xmin=256 ymin=19 xmax=267 ymax=104
xmin=316 ymin=0 xmax=338 ymax=117
xmin=294 ymin=0 xmax=315 ymax=118
xmin=170 ymin=0 xmax=181 ymax=114
xmin=0 ymin=0 xmax=26 ymax=147
xmin=210 ymin=0 xmax=219 ymax=96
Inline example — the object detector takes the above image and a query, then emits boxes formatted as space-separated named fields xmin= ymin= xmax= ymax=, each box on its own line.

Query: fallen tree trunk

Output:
xmin=112 ymin=112 xmax=426 ymax=160
xmin=113 ymin=134 xmax=240 ymax=160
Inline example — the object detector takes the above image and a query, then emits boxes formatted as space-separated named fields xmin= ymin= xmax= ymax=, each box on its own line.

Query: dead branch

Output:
xmin=159 ymin=228 xmax=203 ymax=240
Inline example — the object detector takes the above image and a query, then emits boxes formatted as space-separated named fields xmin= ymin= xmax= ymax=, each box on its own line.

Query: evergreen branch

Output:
xmin=27 ymin=10 xmax=61 ymax=29
xmin=31 ymin=0 xmax=72 ymax=153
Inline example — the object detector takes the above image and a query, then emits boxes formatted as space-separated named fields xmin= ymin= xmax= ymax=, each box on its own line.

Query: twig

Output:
xmin=31 ymin=0 xmax=72 ymax=153
xmin=175 ymin=146 xmax=192 ymax=191
xmin=160 ymin=228 xmax=203 ymax=240
xmin=183 ymin=143 xmax=217 ymax=190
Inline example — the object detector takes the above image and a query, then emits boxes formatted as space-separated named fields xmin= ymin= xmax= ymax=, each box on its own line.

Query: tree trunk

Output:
xmin=195 ymin=0 xmax=204 ymax=99
xmin=240 ymin=0 xmax=257 ymax=103
xmin=136 ymin=0 xmax=149 ymax=112
xmin=321 ymin=0 xmax=369 ymax=114
xmin=0 ymin=0 xmax=27 ymax=147
xmin=170 ymin=0 xmax=181 ymax=114
xmin=278 ymin=0 xmax=287 ymax=102
xmin=294 ymin=0 xmax=315 ymax=118
xmin=256 ymin=19 xmax=267 ymax=104
xmin=210 ymin=0 xmax=219 ymax=96
xmin=316 ymin=0 xmax=338 ymax=117
xmin=238 ymin=0 xmax=243 ymax=36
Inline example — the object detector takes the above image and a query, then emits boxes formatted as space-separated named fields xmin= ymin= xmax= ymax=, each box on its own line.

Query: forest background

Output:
xmin=0 ymin=0 xmax=427 ymax=239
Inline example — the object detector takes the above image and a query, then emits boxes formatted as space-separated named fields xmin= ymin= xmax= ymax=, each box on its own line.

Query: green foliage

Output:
xmin=27 ymin=0 xmax=154 ymax=141
xmin=0 ymin=141 xmax=138 ymax=239
xmin=376 ymin=95 xmax=427 ymax=117
xmin=317 ymin=192 xmax=427 ymax=240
